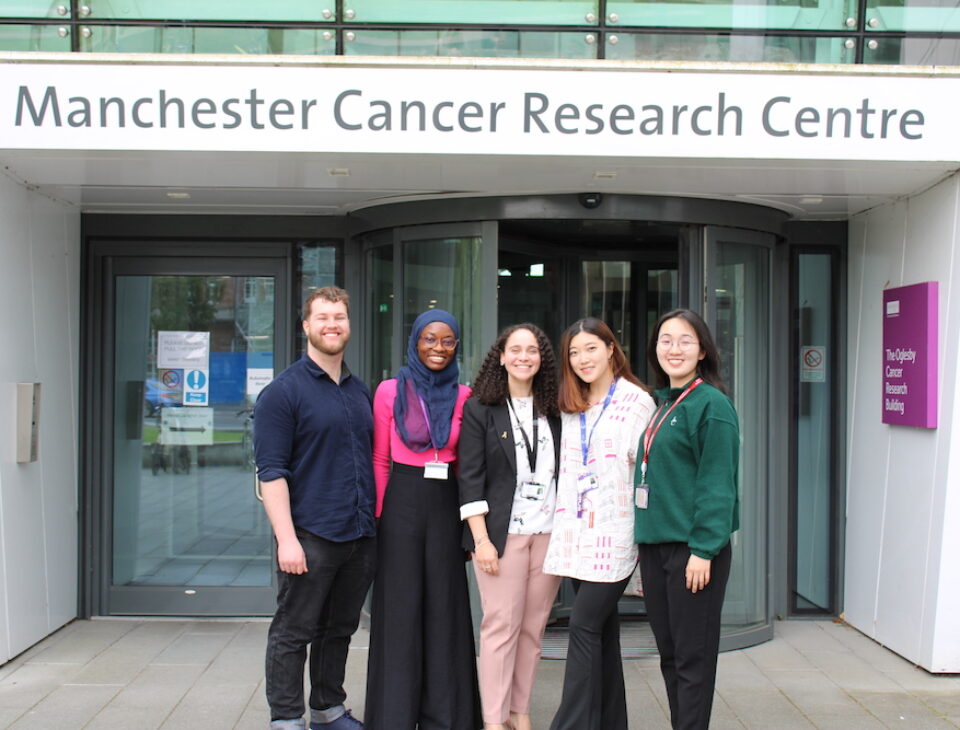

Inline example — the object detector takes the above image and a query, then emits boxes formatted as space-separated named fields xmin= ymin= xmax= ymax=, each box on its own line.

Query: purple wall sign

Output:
xmin=882 ymin=282 xmax=939 ymax=428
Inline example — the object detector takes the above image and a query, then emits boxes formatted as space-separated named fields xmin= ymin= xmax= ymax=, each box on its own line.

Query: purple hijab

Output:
xmin=393 ymin=309 xmax=461 ymax=452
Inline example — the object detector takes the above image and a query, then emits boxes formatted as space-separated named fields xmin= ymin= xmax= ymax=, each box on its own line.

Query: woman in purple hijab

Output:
xmin=364 ymin=310 xmax=482 ymax=730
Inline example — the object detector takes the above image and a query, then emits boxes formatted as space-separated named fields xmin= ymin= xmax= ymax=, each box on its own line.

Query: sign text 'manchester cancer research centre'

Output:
xmin=882 ymin=282 xmax=938 ymax=428
xmin=3 ymin=63 xmax=959 ymax=162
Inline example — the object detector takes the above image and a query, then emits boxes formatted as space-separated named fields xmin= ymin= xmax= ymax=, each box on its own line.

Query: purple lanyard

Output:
xmin=417 ymin=396 xmax=440 ymax=457
xmin=578 ymin=378 xmax=618 ymax=466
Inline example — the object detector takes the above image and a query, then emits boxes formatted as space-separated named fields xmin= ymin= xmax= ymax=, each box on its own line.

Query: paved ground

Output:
xmin=0 ymin=618 xmax=958 ymax=729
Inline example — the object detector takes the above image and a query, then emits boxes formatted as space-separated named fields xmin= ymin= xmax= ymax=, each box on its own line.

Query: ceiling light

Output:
xmin=593 ymin=171 xmax=618 ymax=180
xmin=328 ymin=168 xmax=350 ymax=177
xmin=166 ymin=191 xmax=191 ymax=199
xmin=800 ymin=196 xmax=823 ymax=205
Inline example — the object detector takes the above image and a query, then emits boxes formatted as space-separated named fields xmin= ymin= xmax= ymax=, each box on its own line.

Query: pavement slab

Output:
xmin=0 ymin=618 xmax=958 ymax=729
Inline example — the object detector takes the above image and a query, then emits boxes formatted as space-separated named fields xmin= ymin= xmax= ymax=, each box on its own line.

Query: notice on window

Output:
xmin=800 ymin=346 xmax=826 ymax=383
xmin=160 ymin=406 xmax=214 ymax=446
xmin=157 ymin=331 xmax=210 ymax=370
xmin=246 ymin=368 xmax=274 ymax=398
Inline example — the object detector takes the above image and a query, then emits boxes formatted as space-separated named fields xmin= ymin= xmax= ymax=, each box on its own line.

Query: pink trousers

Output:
xmin=473 ymin=533 xmax=561 ymax=724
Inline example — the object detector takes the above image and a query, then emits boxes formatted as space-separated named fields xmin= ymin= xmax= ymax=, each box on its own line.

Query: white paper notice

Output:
xmin=157 ymin=331 xmax=210 ymax=370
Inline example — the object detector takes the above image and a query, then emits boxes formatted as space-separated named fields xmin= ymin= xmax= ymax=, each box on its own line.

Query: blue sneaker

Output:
xmin=309 ymin=709 xmax=363 ymax=730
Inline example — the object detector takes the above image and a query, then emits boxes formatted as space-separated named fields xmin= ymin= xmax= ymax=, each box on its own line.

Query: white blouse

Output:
xmin=506 ymin=396 xmax=557 ymax=535
xmin=543 ymin=378 xmax=656 ymax=582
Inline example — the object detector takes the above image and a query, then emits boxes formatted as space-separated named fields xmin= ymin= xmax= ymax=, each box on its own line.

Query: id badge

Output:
xmin=635 ymin=484 xmax=649 ymax=509
xmin=423 ymin=461 xmax=449 ymax=480
xmin=578 ymin=473 xmax=599 ymax=490
xmin=519 ymin=481 xmax=546 ymax=500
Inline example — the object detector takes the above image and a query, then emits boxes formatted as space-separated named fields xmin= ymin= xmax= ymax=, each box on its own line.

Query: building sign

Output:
xmin=882 ymin=282 xmax=938 ymax=428
xmin=1 ymin=61 xmax=958 ymax=162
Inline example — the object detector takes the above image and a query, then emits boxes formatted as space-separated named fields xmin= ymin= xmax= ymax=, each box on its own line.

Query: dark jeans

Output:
xmin=265 ymin=529 xmax=376 ymax=723
xmin=549 ymin=576 xmax=632 ymax=730
xmin=639 ymin=542 xmax=732 ymax=730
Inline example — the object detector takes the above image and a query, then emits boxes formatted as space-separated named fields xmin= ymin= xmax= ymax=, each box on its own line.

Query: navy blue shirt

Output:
xmin=254 ymin=354 xmax=376 ymax=542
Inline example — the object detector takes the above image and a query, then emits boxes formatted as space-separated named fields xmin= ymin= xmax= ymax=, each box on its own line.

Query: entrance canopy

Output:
xmin=2 ymin=53 xmax=958 ymax=219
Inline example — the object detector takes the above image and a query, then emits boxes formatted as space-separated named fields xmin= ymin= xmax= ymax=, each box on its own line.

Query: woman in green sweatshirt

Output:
xmin=635 ymin=309 xmax=740 ymax=730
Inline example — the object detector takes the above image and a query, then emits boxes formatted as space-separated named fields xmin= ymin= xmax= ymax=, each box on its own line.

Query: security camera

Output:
xmin=579 ymin=193 xmax=603 ymax=209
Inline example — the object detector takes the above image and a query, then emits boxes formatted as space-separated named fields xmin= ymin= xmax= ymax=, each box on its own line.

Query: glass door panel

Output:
xmin=792 ymin=251 xmax=837 ymax=613
xmin=582 ymin=260 xmax=634 ymax=362
xmin=497 ymin=248 xmax=564 ymax=345
xmin=704 ymin=228 xmax=772 ymax=642
xmin=109 ymin=261 xmax=286 ymax=615
xmin=367 ymin=243 xmax=396 ymax=386
xmin=397 ymin=224 xmax=497 ymax=386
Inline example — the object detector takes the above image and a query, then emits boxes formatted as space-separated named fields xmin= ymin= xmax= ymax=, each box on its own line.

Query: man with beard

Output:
xmin=255 ymin=286 xmax=376 ymax=730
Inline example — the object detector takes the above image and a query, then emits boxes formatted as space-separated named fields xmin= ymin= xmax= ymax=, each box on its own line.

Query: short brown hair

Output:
xmin=303 ymin=286 xmax=350 ymax=319
xmin=557 ymin=317 xmax=644 ymax=413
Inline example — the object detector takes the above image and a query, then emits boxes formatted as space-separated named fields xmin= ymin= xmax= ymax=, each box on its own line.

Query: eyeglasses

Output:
xmin=656 ymin=336 xmax=699 ymax=351
xmin=420 ymin=335 xmax=458 ymax=350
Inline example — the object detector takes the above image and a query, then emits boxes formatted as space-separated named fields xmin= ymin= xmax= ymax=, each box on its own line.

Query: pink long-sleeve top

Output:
xmin=372 ymin=378 xmax=472 ymax=517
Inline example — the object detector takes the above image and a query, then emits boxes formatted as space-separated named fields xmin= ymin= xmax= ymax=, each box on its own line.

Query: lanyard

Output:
xmin=417 ymin=395 xmax=441 ymax=460
xmin=579 ymin=378 xmax=618 ymax=466
xmin=639 ymin=377 xmax=703 ymax=484
xmin=507 ymin=397 xmax=539 ymax=473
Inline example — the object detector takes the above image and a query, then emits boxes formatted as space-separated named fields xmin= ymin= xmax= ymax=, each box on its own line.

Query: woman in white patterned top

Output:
xmin=543 ymin=317 xmax=655 ymax=730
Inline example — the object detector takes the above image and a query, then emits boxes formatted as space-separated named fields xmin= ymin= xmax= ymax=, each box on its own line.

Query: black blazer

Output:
xmin=457 ymin=397 xmax=562 ymax=555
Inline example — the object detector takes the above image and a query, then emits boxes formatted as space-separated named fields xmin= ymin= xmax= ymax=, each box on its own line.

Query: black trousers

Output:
xmin=549 ymin=576 xmax=632 ymax=730
xmin=639 ymin=542 xmax=732 ymax=730
xmin=364 ymin=463 xmax=482 ymax=730
xmin=264 ymin=529 xmax=376 ymax=722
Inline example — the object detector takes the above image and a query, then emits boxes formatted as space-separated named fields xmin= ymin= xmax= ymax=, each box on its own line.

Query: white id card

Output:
xmin=635 ymin=485 xmax=649 ymax=509
xmin=519 ymin=481 xmax=546 ymax=500
xmin=423 ymin=461 xmax=450 ymax=480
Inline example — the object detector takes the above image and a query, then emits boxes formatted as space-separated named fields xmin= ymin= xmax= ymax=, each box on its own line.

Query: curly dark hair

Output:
xmin=470 ymin=323 xmax=559 ymax=418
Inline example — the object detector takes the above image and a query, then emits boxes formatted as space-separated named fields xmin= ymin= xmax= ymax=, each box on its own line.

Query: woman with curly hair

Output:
xmin=458 ymin=323 xmax=562 ymax=730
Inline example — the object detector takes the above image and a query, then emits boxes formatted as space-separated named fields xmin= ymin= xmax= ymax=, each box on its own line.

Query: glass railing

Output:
xmin=78 ymin=25 xmax=336 ymax=54
xmin=344 ymin=0 xmax=599 ymax=25
xmin=866 ymin=0 xmax=960 ymax=32
xmin=344 ymin=30 xmax=597 ymax=58
xmin=0 ymin=23 xmax=71 ymax=51
xmin=606 ymin=32 xmax=856 ymax=62
xmin=607 ymin=0 xmax=857 ymax=30
xmin=84 ymin=0 xmax=335 ymax=22
xmin=863 ymin=35 xmax=960 ymax=63
xmin=2 ymin=1 xmax=70 ymax=19
xmin=1 ymin=1 xmax=957 ymax=65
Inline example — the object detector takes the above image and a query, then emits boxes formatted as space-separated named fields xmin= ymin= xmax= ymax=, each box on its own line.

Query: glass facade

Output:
xmin=2 ymin=0 xmax=951 ymax=64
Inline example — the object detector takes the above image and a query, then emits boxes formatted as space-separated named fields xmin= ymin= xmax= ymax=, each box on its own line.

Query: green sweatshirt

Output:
xmin=634 ymin=380 xmax=740 ymax=559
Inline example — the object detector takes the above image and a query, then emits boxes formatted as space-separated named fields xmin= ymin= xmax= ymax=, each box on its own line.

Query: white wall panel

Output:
xmin=0 ymin=172 xmax=79 ymax=663
xmin=846 ymin=174 xmax=960 ymax=671
xmin=844 ymin=201 xmax=905 ymax=637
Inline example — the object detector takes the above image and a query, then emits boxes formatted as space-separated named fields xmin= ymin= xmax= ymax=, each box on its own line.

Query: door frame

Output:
xmin=81 ymin=239 xmax=293 ymax=616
